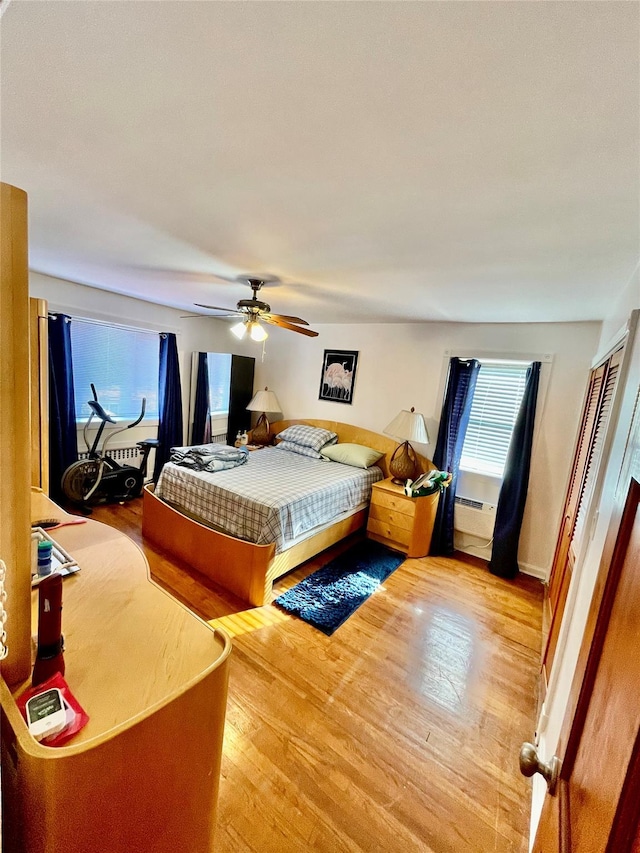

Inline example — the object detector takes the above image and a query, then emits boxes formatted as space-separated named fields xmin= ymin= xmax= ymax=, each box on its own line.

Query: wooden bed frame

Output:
xmin=142 ymin=419 xmax=433 ymax=607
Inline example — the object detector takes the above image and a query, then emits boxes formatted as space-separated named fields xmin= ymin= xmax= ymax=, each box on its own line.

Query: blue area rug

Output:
xmin=274 ymin=539 xmax=405 ymax=635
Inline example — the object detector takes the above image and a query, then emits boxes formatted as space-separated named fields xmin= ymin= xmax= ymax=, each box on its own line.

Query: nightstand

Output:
xmin=366 ymin=478 xmax=440 ymax=558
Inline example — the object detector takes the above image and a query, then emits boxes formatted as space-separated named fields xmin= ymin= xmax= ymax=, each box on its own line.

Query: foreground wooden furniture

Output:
xmin=0 ymin=491 xmax=231 ymax=853
xmin=143 ymin=419 xmax=435 ymax=606
xmin=0 ymin=182 xmax=32 ymax=685
xmin=367 ymin=478 xmax=440 ymax=557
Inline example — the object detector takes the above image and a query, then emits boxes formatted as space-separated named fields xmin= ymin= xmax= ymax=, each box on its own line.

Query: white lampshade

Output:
xmin=230 ymin=318 xmax=268 ymax=342
xmin=249 ymin=321 xmax=268 ymax=342
xmin=246 ymin=387 xmax=282 ymax=414
xmin=383 ymin=407 xmax=429 ymax=444
xmin=230 ymin=320 xmax=247 ymax=340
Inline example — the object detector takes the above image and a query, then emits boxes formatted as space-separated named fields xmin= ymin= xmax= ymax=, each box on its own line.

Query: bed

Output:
xmin=142 ymin=419 xmax=434 ymax=606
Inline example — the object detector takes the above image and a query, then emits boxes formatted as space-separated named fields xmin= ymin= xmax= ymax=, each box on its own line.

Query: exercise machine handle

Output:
xmin=127 ymin=398 xmax=146 ymax=429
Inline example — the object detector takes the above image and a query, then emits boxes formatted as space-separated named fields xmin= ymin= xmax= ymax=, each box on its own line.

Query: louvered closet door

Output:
xmin=543 ymin=345 xmax=624 ymax=678
xmin=570 ymin=349 xmax=623 ymax=551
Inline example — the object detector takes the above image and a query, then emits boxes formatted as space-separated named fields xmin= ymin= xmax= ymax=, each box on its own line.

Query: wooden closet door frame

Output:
xmin=544 ymin=351 xmax=622 ymax=677
xmin=542 ymin=310 xmax=638 ymax=696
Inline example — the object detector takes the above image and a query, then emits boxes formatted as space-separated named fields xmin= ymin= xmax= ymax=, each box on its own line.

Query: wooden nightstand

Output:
xmin=366 ymin=478 xmax=440 ymax=558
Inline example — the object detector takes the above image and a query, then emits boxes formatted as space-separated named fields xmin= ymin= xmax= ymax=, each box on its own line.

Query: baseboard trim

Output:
xmin=455 ymin=543 xmax=548 ymax=581
xmin=519 ymin=561 xmax=548 ymax=581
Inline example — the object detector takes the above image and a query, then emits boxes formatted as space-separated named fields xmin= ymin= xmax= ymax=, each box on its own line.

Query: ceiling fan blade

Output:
xmin=261 ymin=316 xmax=319 ymax=337
xmin=182 ymin=312 xmax=240 ymax=319
xmin=180 ymin=313 xmax=216 ymax=319
xmin=262 ymin=313 xmax=309 ymax=326
xmin=194 ymin=303 xmax=243 ymax=315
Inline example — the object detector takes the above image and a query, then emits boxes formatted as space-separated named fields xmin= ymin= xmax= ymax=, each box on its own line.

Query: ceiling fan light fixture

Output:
xmin=249 ymin=321 xmax=268 ymax=342
xmin=230 ymin=320 xmax=247 ymax=340
xmin=194 ymin=277 xmax=318 ymax=338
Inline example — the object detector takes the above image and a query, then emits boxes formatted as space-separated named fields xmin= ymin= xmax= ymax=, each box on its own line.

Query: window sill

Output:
xmin=458 ymin=466 xmax=503 ymax=481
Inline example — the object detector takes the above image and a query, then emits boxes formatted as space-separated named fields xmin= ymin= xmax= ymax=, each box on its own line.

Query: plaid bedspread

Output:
xmin=155 ymin=446 xmax=384 ymax=553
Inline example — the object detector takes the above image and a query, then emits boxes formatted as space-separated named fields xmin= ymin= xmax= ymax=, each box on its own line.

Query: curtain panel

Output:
xmin=152 ymin=333 xmax=183 ymax=481
xmin=191 ymin=352 xmax=210 ymax=445
xmin=489 ymin=361 xmax=541 ymax=578
xmin=430 ymin=357 xmax=481 ymax=555
xmin=48 ymin=313 xmax=78 ymax=501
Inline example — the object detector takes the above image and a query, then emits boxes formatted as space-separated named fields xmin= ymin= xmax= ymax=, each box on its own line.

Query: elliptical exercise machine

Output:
xmin=61 ymin=384 xmax=159 ymax=506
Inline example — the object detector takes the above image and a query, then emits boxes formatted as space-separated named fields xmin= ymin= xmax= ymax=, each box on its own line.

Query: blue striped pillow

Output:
xmin=276 ymin=425 xmax=338 ymax=452
xmin=276 ymin=440 xmax=326 ymax=459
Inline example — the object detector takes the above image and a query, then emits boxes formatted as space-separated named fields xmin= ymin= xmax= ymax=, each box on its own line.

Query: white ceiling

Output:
xmin=1 ymin=1 xmax=638 ymax=325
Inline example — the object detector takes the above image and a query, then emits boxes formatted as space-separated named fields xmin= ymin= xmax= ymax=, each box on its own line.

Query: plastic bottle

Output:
xmin=37 ymin=540 xmax=53 ymax=577
xmin=240 ymin=430 xmax=249 ymax=446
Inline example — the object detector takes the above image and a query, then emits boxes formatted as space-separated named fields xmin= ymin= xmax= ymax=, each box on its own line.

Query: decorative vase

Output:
xmin=389 ymin=441 xmax=418 ymax=485
xmin=251 ymin=413 xmax=271 ymax=446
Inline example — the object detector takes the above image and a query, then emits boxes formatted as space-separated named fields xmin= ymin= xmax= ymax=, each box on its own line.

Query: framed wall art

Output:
xmin=318 ymin=350 xmax=359 ymax=404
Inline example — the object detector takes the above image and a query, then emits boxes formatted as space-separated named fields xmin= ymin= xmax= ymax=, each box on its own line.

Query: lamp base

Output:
xmin=251 ymin=413 xmax=271 ymax=446
xmin=388 ymin=441 xmax=418 ymax=485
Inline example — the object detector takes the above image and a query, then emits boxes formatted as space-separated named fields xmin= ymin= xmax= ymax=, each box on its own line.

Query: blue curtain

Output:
xmin=191 ymin=352 xmax=210 ymax=444
xmin=153 ymin=333 xmax=184 ymax=481
xmin=429 ymin=357 xmax=481 ymax=555
xmin=48 ymin=314 xmax=78 ymax=500
xmin=489 ymin=361 xmax=541 ymax=579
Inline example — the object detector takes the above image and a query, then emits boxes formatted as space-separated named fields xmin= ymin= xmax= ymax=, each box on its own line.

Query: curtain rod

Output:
xmin=47 ymin=312 xmax=179 ymax=337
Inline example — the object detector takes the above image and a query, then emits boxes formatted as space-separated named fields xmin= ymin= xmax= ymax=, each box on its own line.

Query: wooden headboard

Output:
xmin=267 ymin=419 xmax=435 ymax=479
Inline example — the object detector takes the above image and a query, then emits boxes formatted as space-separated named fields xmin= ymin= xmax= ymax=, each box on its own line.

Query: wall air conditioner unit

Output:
xmin=454 ymin=496 xmax=497 ymax=539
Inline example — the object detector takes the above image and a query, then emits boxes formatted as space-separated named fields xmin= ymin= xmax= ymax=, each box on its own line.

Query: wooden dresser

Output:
xmin=0 ymin=491 xmax=231 ymax=853
xmin=366 ymin=478 xmax=440 ymax=558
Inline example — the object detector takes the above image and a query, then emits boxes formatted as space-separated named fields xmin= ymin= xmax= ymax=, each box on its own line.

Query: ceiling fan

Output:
xmin=193 ymin=277 xmax=318 ymax=340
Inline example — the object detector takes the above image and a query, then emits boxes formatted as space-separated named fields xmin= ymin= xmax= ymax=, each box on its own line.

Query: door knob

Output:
xmin=519 ymin=742 xmax=561 ymax=795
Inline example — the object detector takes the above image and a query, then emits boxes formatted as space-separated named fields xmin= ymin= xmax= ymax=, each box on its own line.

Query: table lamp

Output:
xmin=383 ymin=407 xmax=429 ymax=484
xmin=246 ymin=387 xmax=282 ymax=445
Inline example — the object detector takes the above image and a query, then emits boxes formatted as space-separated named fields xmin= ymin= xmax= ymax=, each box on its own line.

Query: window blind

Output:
xmin=70 ymin=319 xmax=160 ymax=421
xmin=460 ymin=362 xmax=529 ymax=477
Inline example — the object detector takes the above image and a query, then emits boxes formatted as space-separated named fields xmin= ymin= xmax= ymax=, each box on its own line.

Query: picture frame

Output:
xmin=318 ymin=350 xmax=359 ymax=404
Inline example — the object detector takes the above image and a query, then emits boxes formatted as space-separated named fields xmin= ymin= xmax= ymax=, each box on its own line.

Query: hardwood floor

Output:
xmin=87 ymin=498 xmax=544 ymax=852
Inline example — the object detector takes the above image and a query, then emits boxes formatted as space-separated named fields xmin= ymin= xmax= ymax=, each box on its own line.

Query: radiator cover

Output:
xmin=78 ymin=446 xmax=141 ymax=462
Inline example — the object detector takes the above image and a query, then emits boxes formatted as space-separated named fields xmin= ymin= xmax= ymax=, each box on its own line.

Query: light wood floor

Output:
xmin=88 ymin=498 xmax=544 ymax=853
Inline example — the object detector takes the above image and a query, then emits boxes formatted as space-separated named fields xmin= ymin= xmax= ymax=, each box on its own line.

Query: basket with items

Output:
xmin=403 ymin=470 xmax=452 ymax=497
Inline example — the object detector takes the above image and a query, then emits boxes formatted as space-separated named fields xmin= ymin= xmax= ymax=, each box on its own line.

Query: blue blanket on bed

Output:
xmin=169 ymin=443 xmax=248 ymax=473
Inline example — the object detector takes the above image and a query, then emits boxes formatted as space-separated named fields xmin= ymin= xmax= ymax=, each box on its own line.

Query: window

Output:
xmin=207 ymin=353 xmax=231 ymax=417
xmin=460 ymin=361 xmax=529 ymax=477
xmin=70 ymin=319 xmax=159 ymax=422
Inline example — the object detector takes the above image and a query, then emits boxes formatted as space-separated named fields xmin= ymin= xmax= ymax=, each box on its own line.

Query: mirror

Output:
xmin=189 ymin=352 xmax=255 ymax=446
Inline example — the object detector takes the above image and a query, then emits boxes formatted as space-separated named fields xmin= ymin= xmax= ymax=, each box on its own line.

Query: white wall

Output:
xmin=254 ymin=320 xmax=600 ymax=578
xmin=597 ymin=262 xmax=639 ymax=348
xmin=30 ymin=270 xmax=249 ymax=356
